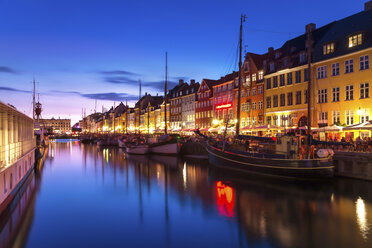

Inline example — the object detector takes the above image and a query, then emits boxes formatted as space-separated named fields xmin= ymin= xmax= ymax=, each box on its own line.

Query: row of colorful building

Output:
xmin=80 ymin=2 xmax=372 ymax=136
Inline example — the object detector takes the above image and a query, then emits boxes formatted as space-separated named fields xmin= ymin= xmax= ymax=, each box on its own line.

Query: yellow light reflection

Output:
xmin=356 ymin=197 xmax=370 ymax=240
xmin=183 ymin=162 xmax=187 ymax=189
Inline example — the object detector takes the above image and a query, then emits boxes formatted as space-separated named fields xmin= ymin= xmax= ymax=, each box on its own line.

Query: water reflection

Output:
xmin=0 ymin=140 xmax=371 ymax=248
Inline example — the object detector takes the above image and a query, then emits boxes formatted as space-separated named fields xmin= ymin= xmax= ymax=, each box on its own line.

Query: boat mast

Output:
xmin=164 ymin=52 xmax=168 ymax=135
xmin=235 ymin=14 xmax=246 ymax=136
xmin=306 ymin=24 xmax=314 ymax=150
xmin=33 ymin=79 xmax=36 ymax=121
xmin=126 ymin=99 xmax=128 ymax=133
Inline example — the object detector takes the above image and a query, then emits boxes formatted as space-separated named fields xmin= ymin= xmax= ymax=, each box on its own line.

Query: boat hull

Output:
xmin=118 ymin=139 xmax=126 ymax=148
xmin=206 ymin=142 xmax=334 ymax=179
xmin=150 ymin=143 xmax=181 ymax=155
xmin=126 ymin=146 xmax=149 ymax=155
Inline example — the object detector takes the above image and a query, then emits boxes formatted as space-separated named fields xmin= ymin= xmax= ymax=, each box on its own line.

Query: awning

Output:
xmin=313 ymin=125 xmax=344 ymax=132
xmin=343 ymin=121 xmax=372 ymax=131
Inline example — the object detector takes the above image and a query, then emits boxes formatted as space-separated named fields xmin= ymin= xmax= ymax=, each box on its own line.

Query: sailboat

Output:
xmin=149 ymin=52 xmax=181 ymax=155
xmin=199 ymin=15 xmax=334 ymax=179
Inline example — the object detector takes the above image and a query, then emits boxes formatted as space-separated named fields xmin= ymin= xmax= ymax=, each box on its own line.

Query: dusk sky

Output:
xmin=0 ymin=0 xmax=367 ymax=124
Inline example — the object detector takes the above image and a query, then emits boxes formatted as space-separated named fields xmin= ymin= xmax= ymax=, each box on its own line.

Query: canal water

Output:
xmin=1 ymin=139 xmax=372 ymax=248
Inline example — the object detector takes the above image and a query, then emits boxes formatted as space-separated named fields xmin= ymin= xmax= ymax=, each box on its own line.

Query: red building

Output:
xmin=195 ymin=79 xmax=218 ymax=129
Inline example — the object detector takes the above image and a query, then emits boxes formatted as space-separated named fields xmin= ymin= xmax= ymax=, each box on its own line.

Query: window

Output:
xmin=273 ymin=95 xmax=278 ymax=107
xmin=318 ymin=112 xmax=328 ymax=124
xmin=241 ymin=118 xmax=245 ymax=127
xmin=304 ymin=68 xmax=309 ymax=82
xmin=345 ymin=110 xmax=354 ymax=125
xmin=295 ymin=71 xmax=301 ymax=83
xmin=332 ymin=87 xmax=340 ymax=102
xmin=252 ymin=87 xmax=256 ymax=96
xmin=273 ymin=76 xmax=278 ymax=88
xmin=258 ymin=86 xmax=263 ymax=94
xmin=280 ymin=74 xmax=285 ymax=86
xmin=317 ymin=66 xmax=327 ymax=79
xmin=287 ymin=92 xmax=293 ymax=106
xmin=258 ymin=71 xmax=264 ymax=80
xmin=258 ymin=101 xmax=263 ymax=110
xmin=299 ymin=53 xmax=306 ymax=64
xmin=269 ymin=62 xmax=275 ymax=72
xmin=247 ymin=89 xmax=250 ymax=96
xmin=252 ymin=74 xmax=257 ymax=82
xmin=252 ymin=102 xmax=257 ymax=110
xmin=266 ymin=96 xmax=271 ymax=108
xmin=275 ymin=52 xmax=280 ymax=59
xmin=267 ymin=116 xmax=272 ymax=125
xmin=358 ymin=108 xmax=370 ymax=123
xmin=295 ymin=91 xmax=302 ymax=105
xmin=266 ymin=78 xmax=271 ymax=89
xmin=360 ymin=82 xmax=369 ymax=99
xmin=346 ymin=85 xmax=354 ymax=100
xmin=283 ymin=58 xmax=289 ymax=67
xmin=318 ymin=89 xmax=328 ymax=103
xmin=287 ymin=72 xmax=292 ymax=85
xmin=244 ymin=61 xmax=250 ymax=71
xmin=349 ymin=34 xmax=362 ymax=48
xmin=345 ymin=59 xmax=353 ymax=73
xmin=332 ymin=63 xmax=340 ymax=76
xmin=360 ymin=55 xmax=369 ymax=70
xmin=323 ymin=43 xmax=335 ymax=55
xmin=273 ymin=116 xmax=278 ymax=126
xmin=304 ymin=90 xmax=308 ymax=104
xmin=241 ymin=90 xmax=245 ymax=98
xmin=280 ymin=94 xmax=285 ymax=106
xmin=332 ymin=111 xmax=340 ymax=124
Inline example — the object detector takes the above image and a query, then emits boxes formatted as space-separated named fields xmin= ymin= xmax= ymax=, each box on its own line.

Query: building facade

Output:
xmin=40 ymin=118 xmax=71 ymax=133
xmin=195 ymin=79 xmax=218 ymax=129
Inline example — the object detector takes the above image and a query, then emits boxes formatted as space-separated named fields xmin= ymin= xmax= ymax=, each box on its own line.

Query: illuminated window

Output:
xmin=252 ymin=102 xmax=257 ymax=110
xmin=323 ymin=43 xmax=335 ymax=55
xmin=258 ymin=71 xmax=264 ymax=80
xmin=349 ymin=34 xmax=362 ymax=48
xmin=318 ymin=112 xmax=328 ymax=123
xmin=252 ymin=73 xmax=257 ymax=82
xmin=258 ymin=101 xmax=263 ymax=110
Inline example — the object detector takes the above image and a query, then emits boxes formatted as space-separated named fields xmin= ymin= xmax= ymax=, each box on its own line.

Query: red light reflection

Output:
xmin=216 ymin=181 xmax=235 ymax=217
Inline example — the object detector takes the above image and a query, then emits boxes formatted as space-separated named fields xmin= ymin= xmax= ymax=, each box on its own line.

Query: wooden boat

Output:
xmin=149 ymin=134 xmax=181 ymax=155
xmin=126 ymin=144 xmax=149 ymax=155
xmin=205 ymin=135 xmax=334 ymax=179
xmin=118 ymin=137 xmax=126 ymax=148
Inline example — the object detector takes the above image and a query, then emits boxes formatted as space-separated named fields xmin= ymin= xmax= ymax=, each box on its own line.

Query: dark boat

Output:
xmin=205 ymin=135 xmax=334 ymax=179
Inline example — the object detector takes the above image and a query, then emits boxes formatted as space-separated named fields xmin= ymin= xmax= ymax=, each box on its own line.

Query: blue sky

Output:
xmin=0 ymin=0 xmax=367 ymax=124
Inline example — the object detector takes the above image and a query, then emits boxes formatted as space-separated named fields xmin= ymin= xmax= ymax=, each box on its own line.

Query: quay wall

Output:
xmin=334 ymin=152 xmax=372 ymax=181
xmin=180 ymin=142 xmax=207 ymax=156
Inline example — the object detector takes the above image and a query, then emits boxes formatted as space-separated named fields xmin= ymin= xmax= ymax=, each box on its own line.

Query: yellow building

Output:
xmin=312 ymin=6 xmax=372 ymax=139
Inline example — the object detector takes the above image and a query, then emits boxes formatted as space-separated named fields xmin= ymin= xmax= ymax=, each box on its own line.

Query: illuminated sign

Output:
xmin=216 ymin=103 xmax=232 ymax=110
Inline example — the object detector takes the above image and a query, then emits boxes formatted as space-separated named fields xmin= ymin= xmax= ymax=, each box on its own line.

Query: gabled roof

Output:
xmin=314 ymin=9 xmax=372 ymax=62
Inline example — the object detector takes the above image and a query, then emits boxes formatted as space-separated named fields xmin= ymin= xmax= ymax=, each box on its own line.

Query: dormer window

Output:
xmin=244 ymin=61 xmax=250 ymax=72
xmin=349 ymin=34 xmax=362 ymax=48
xmin=283 ymin=58 xmax=289 ymax=67
xmin=275 ymin=52 xmax=280 ymax=59
xmin=323 ymin=43 xmax=335 ymax=55
xmin=269 ymin=62 xmax=275 ymax=72
xmin=258 ymin=71 xmax=264 ymax=80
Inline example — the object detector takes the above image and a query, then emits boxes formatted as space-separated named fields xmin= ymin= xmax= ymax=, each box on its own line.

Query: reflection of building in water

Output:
xmin=0 ymin=171 xmax=38 ymax=248
xmin=216 ymin=181 xmax=234 ymax=218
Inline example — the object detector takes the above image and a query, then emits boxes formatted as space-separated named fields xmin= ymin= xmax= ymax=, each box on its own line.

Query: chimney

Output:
xmin=145 ymin=92 xmax=147 ymax=96
xmin=365 ymin=0 xmax=372 ymax=11
xmin=190 ymin=79 xmax=195 ymax=85
xmin=179 ymin=79 xmax=184 ymax=85
xmin=306 ymin=23 xmax=316 ymax=34
xmin=268 ymin=47 xmax=274 ymax=54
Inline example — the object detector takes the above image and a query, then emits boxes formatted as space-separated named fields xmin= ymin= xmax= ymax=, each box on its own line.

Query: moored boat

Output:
xmin=149 ymin=134 xmax=181 ymax=155
xmin=126 ymin=144 xmax=149 ymax=155
xmin=204 ymin=135 xmax=334 ymax=179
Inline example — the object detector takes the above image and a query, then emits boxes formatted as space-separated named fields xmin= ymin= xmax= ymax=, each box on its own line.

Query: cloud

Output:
xmin=51 ymin=90 xmax=138 ymax=102
xmin=0 ymin=86 xmax=31 ymax=93
xmin=0 ymin=66 xmax=18 ymax=74
xmin=141 ymin=80 xmax=177 ymax=91
xmin=99 ymin=70 xmax=139 ymax=76
xmin=104 ymin=76 xmax=138 ymax=85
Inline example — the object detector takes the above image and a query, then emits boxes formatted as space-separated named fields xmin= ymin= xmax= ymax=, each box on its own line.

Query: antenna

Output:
xmin=95 ymin=99 xmax=97 ymax=114
xmin=164 ymin=52 xmax=168 ymax=135
xmin=33 ymin=78 xmax=35 ymax=120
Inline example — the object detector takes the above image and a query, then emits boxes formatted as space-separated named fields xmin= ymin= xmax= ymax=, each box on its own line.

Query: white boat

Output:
xmin=150 ymin=142 xmax=181 ymax=155
xmin=126 ymin=145 xmax=149 ymax=155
